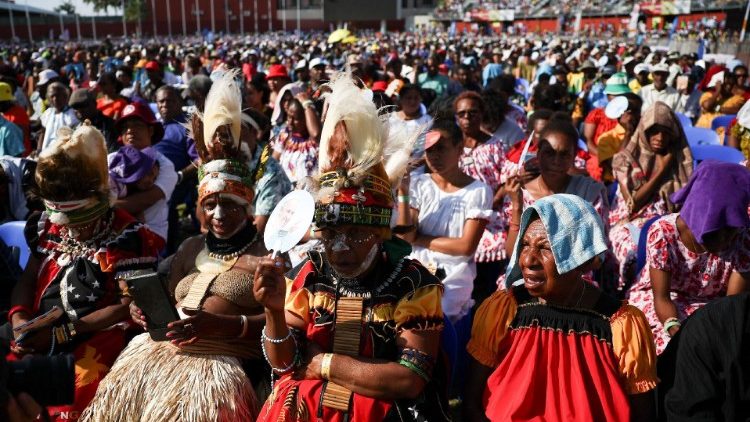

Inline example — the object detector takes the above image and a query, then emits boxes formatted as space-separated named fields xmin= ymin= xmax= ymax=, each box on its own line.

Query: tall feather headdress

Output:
xmin=311 ymin=72 xmax=423 ymax=231
xmin=190 ymin=69 xmax=255 ymax=209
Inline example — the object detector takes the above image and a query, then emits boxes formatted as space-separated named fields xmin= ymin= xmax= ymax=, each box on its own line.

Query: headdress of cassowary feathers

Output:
xmin=35 ymin=122 xmax=111 ymax=225
xmin=189 ymin=69 xmax=255 ymax=209
xmin=308 ymin=72 xmax=421 ymax=232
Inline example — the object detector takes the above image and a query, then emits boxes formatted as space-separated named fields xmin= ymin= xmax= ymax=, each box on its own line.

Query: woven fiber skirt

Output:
xmin=80 ymin=333 xmax=258 ymax=422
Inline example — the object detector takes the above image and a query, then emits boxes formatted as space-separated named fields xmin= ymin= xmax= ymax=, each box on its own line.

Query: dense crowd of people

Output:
xmin=0 ymin=27 xmax=749 ymax=421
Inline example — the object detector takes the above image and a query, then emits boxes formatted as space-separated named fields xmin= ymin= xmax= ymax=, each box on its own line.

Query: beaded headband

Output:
xmin=44 ymin=197 xmax=109 ymax=226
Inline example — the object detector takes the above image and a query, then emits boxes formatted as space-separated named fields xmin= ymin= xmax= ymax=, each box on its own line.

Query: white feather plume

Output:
xmin=318 ymin=72 xmax=425 ymax=188
xmin=381 ymin=114 xmax=430 ymax=186
xmin=319 ymin=73 xmax=385 ymax=183
xmin=201 ymin=69 xmax=242 ymax=150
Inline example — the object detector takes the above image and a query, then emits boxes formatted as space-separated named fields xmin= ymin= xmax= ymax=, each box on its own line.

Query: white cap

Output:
xmin=295 ymin=59 xmax=308 ymax=70
xmin=309 ymin=57 xmax=329 ymax=69
xmin=634 ymin=63 xmax=650 ymax=74
xmin=605 ymin=96 xmax=629 ymax=120
xmin=650 ymin=63 xmax=670 ymax=74
xmin=38 ymin=69 xmax=59 ymax=85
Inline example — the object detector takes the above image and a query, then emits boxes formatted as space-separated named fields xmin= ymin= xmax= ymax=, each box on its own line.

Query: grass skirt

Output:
xmin=80 ymin=333 xmax=258 ymax=421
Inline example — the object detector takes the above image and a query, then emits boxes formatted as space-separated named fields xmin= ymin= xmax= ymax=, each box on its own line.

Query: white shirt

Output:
xmin=408 ymin=173 xmax=493 ymax=321
xmin=639 ymin=84 xmax=681 ymax=112
xmin=40 ymin=108 xmax=79 ymax=151
xmin=107 ymin=150 xmax=177 ymax=241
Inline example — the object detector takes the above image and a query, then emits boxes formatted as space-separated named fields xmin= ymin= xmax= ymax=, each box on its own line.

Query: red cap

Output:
xmin=438 ymin=64 xmax=449 ymax=75
xmin=266 ymin=64 xmax=289 ymax=80
xmin=144 ymin=60 xmax=160 ymax=72
xmin=115 ymin=101 xmax=164 ymax=144
xmin=371 ymin=81 xmax=388 ymax=93
xmin=424 ymin=130 xmax=442 ymax=150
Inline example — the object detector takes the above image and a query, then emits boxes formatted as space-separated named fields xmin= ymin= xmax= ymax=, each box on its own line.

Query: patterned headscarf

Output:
xmin=505 ymin=194 xmax=608 ymax=288
xmin=612 ymin=101 xmax=693 ymax=214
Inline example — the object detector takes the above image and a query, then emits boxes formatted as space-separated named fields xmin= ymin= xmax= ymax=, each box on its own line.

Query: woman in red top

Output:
xmin=464 ymin=194 xmax=657 ymax=422
xmin=96 ymin=72 xmax=128 ymax=120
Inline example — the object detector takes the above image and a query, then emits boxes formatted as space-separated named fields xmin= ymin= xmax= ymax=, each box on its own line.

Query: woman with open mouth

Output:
xmin=464 ymin=194 xmax=658 ymax=422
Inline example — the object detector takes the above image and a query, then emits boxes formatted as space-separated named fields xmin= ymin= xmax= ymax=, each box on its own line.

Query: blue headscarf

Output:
xmin=482 ymin=63 xmax=503 ymax=88
xmin=505 ymin=194 xmax=608 ymax=288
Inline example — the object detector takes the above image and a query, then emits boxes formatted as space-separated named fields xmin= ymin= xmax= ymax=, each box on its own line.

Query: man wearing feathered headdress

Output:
xmin=253 ymin=73 xmax=451 ymax=421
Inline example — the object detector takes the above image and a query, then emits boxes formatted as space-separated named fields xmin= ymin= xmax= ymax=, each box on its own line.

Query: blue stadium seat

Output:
xmin=0 ymin=221 xmax=29 ymax=269
xmin=690 ymin=144 xmax=746 ymax=165
xmin=633 ymin=215 xmax=663 ymax=286
xmin=710 ymin=114 xmax=736 ymax=145
xmin=684 ymin=126 xmax=721 ymax=147
xmin=675 ymin=112 xmax=692 ymax=128
xmin=608 ymin=182 xmax=618 ymax=205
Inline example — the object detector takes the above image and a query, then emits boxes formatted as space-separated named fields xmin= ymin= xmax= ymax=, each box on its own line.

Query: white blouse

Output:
xmin=408 ymin=173 xmax=493 ymax=321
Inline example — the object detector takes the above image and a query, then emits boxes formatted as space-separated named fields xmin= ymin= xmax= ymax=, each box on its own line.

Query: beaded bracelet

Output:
xmin=398 ymin=348 xmax=434 ymax=382
xmin=262 ymin=326 xmax=292 ymax=344
xmin=261 ymin=330 xmax=300 ymax=390
xmin=663 ymin=317 xmax=681 ymax=336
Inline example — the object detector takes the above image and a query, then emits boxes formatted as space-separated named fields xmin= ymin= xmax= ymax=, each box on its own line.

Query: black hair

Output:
xmin=488 ymin=74 xmax=517 ymax=97
xmin=98 ymin=71 xmax=124 ymax=92
xmin=155 ymin=85 xmax=182 ymax=102
xmin=532 ymin=83 xmax=568 ymax=112
xmin=398 ymin=83 xmax=421 ymax=99
xmin=539 ymin=116 xmax=579 ymax=149
xmin=527 ymin=109 xmax=554 ymax=131
xmin=430 ymin=118 xmax=463 ymax=146
xmin=248 ymin=74 xmax=271 ymax=105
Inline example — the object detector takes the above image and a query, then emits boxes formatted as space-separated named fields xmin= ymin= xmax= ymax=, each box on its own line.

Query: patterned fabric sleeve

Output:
xmin=466 ymin=290 xmax=517 ymax=368
xmin=610 ymin=304 xmax=659 ymax=394
xmin=393 ymin=284 xmax=444 ymax=332
xmin=97 ymin=219 xmax=164 ymax=280
xmin=284 ymin=261 xmax=317 ymax=325
xmin=645 ymin=217 xmax=672 ymax=272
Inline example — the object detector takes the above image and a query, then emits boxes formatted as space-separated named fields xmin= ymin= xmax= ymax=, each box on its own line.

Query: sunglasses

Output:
xmin=456 ymin=110 xmax=480 ymax=118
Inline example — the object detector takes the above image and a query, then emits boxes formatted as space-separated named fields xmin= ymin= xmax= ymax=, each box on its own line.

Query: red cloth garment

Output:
xmin=482 ymin=287 xmax=644 ymax=422
xmin=584 ymin=107 xmax=618 ymax=147
xmin=21 ymin=208 xmax=163 ymax=420
xmin=2 ymin=104 xmax=31 ymax=155
xmin=258 ymin=250 xmax=450 ymax=422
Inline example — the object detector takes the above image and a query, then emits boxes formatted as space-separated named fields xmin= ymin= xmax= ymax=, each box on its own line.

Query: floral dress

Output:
xmin=627 ymin=213 xmax=750 ymax=354
xmin=459 ymin=136 xmax=507 ymax=263
xmin=730 ymin=121 xmax=750 ymax=161
xmin=272 ymin=128 xmax=318 ymax=184
xmin=607 ymin=188 xmax=669 ymax=291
